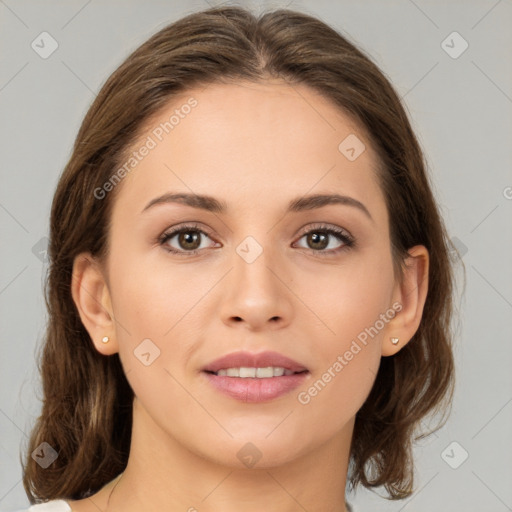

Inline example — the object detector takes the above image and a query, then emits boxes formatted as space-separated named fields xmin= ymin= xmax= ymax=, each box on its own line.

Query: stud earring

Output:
xmin=102 ymin=336 xmax=110 ymax=344
xmin=390 ymin=337 xmax=399 ymax=345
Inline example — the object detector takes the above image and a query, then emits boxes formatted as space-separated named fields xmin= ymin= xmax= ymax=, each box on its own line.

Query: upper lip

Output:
xmin=202 ymin=350 xmax=308 ymax=373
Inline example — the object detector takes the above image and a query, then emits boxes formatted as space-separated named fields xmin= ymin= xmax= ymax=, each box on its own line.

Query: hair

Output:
xmin=21 ymin=4 xmax=459 ymax=504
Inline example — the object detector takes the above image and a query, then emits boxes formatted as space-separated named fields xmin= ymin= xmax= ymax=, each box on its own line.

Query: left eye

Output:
xmin=294 ymin=228 xmax=351 ymax=252
xmin=159 ymin=225 xmax=215 ymax=254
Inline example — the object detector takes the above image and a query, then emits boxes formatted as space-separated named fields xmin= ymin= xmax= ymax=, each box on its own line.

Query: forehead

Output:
xmin=111 ymin=80 xmax=386 ymax=221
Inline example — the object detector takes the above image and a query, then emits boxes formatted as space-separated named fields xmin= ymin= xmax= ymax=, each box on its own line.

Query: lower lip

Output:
xmin=202 ymin=371 xmax=309 ymax=403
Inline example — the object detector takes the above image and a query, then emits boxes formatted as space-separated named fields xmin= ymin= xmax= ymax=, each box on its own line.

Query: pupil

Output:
xmin=309 ymin=232 xmax=328 ymax=250
xmin=180 ymin=231 xmax=199 ymax=249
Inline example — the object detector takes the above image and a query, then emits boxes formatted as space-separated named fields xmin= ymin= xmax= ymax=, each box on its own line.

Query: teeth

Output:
xmin=240 ymin=367 xmax=256 ymax=378
xmin=214 ymin=367 xmax=298 ymax=378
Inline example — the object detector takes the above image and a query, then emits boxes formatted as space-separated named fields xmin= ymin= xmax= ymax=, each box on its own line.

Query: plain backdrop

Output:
xmin=1 ymin=1 xmax=511 ymax=511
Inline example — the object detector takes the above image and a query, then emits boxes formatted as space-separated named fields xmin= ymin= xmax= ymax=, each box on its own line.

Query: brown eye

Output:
xmin=305 ymin=232 xmax=330 ymax=250
xmin=159 ymin=223 xmax=216 ymax=255
xmin=294 ymin=224 xmax=355 ymax=256
xmin=176 ymin=230 xmax=202 ymax=251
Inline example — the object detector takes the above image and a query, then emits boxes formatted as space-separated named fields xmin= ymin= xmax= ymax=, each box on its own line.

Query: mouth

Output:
xmin=202 ymin=349 xmax=308 ymax=374
xmin=203 ymin=367 xmax=308 ymax=377
xmin=201 ymin=351 xmax=310 ymax=402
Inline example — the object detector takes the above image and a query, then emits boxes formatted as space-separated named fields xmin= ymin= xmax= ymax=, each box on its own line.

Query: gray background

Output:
xmin=1 ymin=0 xmax=511 ymax=511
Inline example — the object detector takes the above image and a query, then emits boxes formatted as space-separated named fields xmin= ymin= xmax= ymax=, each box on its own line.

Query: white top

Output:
xmin=25 ymin=501 xmax=71 ymax=511
xmin=23 ymin=499 xmax=354 ymax=511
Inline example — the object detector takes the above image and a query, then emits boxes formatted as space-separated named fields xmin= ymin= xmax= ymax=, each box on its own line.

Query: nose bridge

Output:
xmin=229 ymin=205 xmax=283 ymax=281
xmin=232 ymin=231 xmax=282 ymax=296
xmin=219 ymin=226 xmax=293 ymax=328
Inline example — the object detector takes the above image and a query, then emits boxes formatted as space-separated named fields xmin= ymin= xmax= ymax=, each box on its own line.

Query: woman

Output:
xmin=21 ymin=5 xmax=457 ymax=511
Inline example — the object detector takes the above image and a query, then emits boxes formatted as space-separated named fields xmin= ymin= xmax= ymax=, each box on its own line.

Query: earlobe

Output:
xmin=381 ymin=245 xmax=429 ymax=357
xmin=71 ymin=253 xmax=118 ymax=355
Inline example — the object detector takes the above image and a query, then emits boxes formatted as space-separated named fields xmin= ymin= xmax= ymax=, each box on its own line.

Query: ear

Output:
xmin=381 ymin=245 xmax=429 ymax=357
xmin=71 ymin=252 xmax=119 ymax=355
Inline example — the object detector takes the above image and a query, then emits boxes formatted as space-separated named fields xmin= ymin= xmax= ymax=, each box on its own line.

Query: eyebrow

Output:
xmin=141 ymin=192 xmax=373 ymax=221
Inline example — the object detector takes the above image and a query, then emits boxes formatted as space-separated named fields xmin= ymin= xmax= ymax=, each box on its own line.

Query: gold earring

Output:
xmin=390 ymin=337 xmax=399 ymax=345
xmin=102 ymin=336 xmax=109 ymax=344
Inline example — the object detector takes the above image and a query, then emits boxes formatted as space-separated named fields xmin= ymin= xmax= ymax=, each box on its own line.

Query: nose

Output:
xmin=218 ymin=237 xmax=294 ymax=331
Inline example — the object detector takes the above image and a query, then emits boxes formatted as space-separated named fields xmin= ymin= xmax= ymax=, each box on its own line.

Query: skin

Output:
xmin=70 ymin=79 xmax=429 ymax=512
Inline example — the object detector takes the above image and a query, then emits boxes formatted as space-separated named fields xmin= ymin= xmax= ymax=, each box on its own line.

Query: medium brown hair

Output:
xmin=21 ymin=5 xmax=458 ymax=503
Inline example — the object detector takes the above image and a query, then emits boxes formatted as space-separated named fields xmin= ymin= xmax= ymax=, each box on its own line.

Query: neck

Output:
xmin=105 ymin=398 xmax=353 ymax=512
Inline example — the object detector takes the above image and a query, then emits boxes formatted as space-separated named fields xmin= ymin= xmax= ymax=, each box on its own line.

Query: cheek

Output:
xmin=295 ymin=345 xmax=381 ymax=444
xmin=292 ymin=249 xmax=393 ymax=411
xmin=107 ymin=256 xmax=201 ymax=416
xmin=107 ymin=248 xmax=213 ymax=382
xmin=108 ymin=243 xmax=196 ymax=334
xmin=293 ymin=268 xmax=390 ymax=428
xmin=294 ymin=248 xmax=395 ymax=342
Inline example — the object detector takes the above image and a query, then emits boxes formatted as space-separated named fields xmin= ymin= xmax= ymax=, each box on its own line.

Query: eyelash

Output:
xmin=157 ymin=222 xmax=355 ymax=257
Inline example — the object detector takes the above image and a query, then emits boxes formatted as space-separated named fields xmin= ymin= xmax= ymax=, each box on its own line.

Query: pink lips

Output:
xmin=201 ymin=350 xmax=309 ymax=403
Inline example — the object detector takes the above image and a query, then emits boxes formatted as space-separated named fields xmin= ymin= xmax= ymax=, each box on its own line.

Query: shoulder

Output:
xmin=25 ymin=500 xmax=72 ymax=511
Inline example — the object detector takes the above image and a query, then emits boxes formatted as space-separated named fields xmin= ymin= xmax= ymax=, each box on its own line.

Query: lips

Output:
xmin=201 ymin=350 xmax=310 ymax=402
xmin=202 ymin=350 xmax=308 ymax=374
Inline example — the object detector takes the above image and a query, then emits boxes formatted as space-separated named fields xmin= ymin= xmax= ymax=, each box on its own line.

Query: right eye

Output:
xmin=158 ymin=223 xmax=218 ymax=255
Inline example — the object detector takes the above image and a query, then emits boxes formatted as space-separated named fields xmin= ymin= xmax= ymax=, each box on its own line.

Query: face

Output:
xmin=97 ymin=80 xmax=401 ymax=468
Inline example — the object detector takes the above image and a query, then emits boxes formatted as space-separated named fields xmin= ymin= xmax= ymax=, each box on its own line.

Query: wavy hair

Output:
xmin=21 ymin=5 xmax=459 ymax=503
